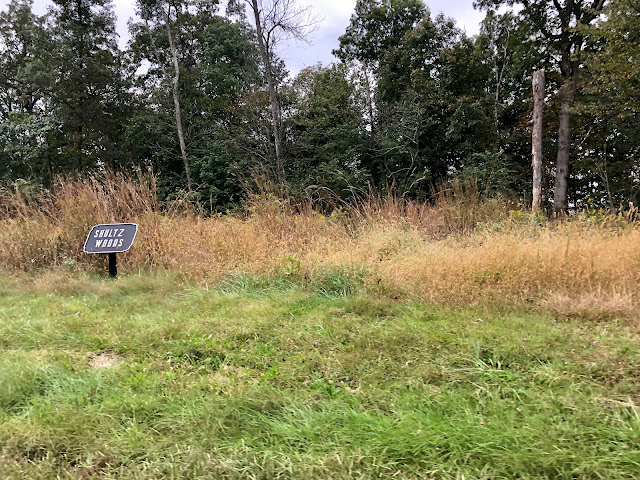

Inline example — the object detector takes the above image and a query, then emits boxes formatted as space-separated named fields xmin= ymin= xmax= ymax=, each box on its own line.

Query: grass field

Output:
xmin=1 ymin=273 xmax=639 ymax=479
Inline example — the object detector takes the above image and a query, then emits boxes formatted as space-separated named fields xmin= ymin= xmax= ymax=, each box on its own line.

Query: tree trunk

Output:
xmin=251 ymin=0 xmax=285 ymax=183
xmin=362 ymin=63 xmax=374 ymax=131
xmin=553 ymin=78 xmax=576 ymax=214
xmin=165 ymin=9 xmax=192 ymax=192
xmin=531 ymin=69 xmax=545 ymax=211
xmin=47 ymin=139 xmax=54 ymax=192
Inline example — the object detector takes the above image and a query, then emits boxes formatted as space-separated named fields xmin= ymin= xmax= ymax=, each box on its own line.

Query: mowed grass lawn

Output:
xmin=0 ymin=274 xmax=639 ymax=479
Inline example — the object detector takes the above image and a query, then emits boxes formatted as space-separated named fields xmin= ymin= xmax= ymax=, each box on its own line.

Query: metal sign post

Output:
xmin=83 ymin=223 xmax=138 ymax=278
xmin=108 ymin=253 xmax=118 ymax=278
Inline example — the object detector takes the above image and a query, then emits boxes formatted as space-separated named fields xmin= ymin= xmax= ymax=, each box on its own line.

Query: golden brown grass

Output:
xmin=1 ymin=173 xmax=639 ymax=316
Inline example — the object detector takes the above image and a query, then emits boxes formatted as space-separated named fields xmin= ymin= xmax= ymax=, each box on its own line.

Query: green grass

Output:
xmin=0 ymin=273 xmax=639 ymax=479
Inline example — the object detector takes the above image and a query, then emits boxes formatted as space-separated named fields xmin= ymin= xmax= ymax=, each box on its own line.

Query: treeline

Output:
xmin=0 ymin=0 xmax=638 ymax=211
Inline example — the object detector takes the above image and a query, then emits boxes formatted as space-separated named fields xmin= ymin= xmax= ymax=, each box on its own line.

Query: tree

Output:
xmin=45 ymin=0 xmax=131 ymax=172
xmin=476 ymin=0 xmax=607 ymax=213
xmin=531 ymin=68 xmax=545 ymax=211
xmin=135 ymin=0 xmax=213 ymax=192
xmin=0 ymin=0 xmax=53 ymax=183
xmin=0 ymin=0 xmax=47 ymax=118
xmin=479 ymin=10 xmax=518 ymax=140
xmin=190 ymin=15 xmax=263 ymax=207
xmin=584 ymin=0 xmax=640 ymax=116
xmin=334 ymin=0 xmax=426 ymax=117
xmin=580 ymin=0 xmax=640 ymax=207
xmin=476 ymin=10 xmax=550 ymax=201
xmin=231 ymin=0 xmax=317 ymax=183
xmin=129 ymin=1 xmax=263 ymax=206
xmin=334 ymin=0 xmax=426 ymax=74
xmin=286 ymin=64 xmax=368 ymax=197
xmin=336 ymin=1 xmax=500 ymax=195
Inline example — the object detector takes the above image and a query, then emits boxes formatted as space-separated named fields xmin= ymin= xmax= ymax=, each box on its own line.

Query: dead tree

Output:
xmin=531 ymin=69 xmax=545 ymax=211
xmin=238 ymin=0 xmax=318 ymax=183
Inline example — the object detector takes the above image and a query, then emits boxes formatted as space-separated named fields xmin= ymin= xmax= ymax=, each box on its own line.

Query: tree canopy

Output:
xmin=0 ymin=0 xmax=636 ymax=210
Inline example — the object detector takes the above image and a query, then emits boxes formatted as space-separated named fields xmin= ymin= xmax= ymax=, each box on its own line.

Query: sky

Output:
xmin=1 ymin=0 xmax=487 ymax=75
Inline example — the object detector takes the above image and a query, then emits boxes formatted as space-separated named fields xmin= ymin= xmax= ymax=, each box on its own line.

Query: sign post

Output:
xmin=108 ymin=253 xmax=118 ymax=278
xmin=83 ymin=223 xmax=138 ymax=278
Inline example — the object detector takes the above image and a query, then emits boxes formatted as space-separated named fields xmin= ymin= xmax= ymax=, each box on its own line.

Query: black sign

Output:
xmin=83 ymin=223 xmax=138 ymax=254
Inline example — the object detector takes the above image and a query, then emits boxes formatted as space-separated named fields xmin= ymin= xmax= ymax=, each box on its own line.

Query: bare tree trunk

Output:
xmin=531 ymin=69 xmax=545 ymax=211
xmin=596 ymin=143 xmax=615 ymax=211
xmin=164 ymin=8 xmax=192 ymax=192
xmin=362 ymin=63 xmax=374 ymax=130
xmin=493 ymin=30 xmax=509 ymax=140
xmin=251 ymin=0 xmax=285 ymax=183
xmin=46 ymin=136 xmax=55 ymax=192
xmin=553 ymin=78 xmax=576 ymax=214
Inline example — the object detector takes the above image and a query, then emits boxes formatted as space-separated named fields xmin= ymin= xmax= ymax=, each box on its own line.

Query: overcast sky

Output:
xmin=1 ymin=0 xmax=486 ymax=75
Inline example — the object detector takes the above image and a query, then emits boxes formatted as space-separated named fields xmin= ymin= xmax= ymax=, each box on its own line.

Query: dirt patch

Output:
xmin=87 ymin=351 xmax=121 ymax=369
xmin=74 ymin=455 xmax=121 ymax=479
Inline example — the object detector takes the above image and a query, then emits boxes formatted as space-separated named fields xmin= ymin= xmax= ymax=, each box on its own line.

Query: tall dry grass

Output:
xmin=0 ymin=171 xmax=161 ymax=269
xmin=1 ymin=172 xmax=639 ymax=316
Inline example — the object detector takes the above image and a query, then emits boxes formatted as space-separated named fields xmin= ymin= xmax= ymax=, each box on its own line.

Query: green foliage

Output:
xmin=46 ymin=0 xmax=133 ymax=171
xmin=286 ymin=64 xmax=369 ymax=197
xmin=309 ymin=266 xmax=366 ymax=297
xmin=337 ymin=2 xmax=506 ymax=195
xmin=128 ymin=2 xmax=263 ymax=206
xmin=0 ymin=0 xmax=637 ymax=210
xmin=460 ymin=151 xmax=519 ymax=196
xmin=335 ymin=0 xmax=428 ymax=70
xmin=0 ymin=0 xmax=52 ymax=183
xmin=0 ymin=0 xmax=48 ymax=119
xmin=585 ymin=0 xmax=640 ymax=115
xmin=0 ymin=113 xmax=55 ymax=182
xmin=578 ymin=0 xmax=640 ymax=207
